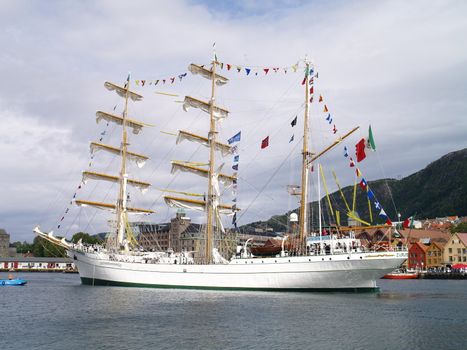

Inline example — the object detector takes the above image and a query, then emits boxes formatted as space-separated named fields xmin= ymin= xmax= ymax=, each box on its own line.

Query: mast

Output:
xmin=116 ymin=75 xmax=131 ymax=248
xmin=298 ymin=60 xmax=311 ymax=253
xmin=206 ymin=57 xmax=218 ymax=263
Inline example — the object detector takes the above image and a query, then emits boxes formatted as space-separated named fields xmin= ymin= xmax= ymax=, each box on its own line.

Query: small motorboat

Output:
xmin=1 ymin=274 xmax=27 ymax=286
xmin=1 ymin=279 xmax=27 ymax=286
xmin=383 ymin=269 xmax=419 ymax=279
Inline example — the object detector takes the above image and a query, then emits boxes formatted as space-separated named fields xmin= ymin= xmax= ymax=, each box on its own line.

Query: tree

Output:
xmin=31 ymin=236 xmax=66 ymax=257
xmin=71 ymin=232 xmax=102 ymax=245
xmin=450 ymin=222 xmax=467 ymax=234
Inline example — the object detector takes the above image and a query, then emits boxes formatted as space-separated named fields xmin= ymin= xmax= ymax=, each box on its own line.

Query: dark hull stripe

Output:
xmin=80 ymin=277 xmax=379 ymax=293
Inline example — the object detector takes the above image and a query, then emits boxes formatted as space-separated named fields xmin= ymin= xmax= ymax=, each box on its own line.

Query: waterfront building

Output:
xmin=408 ymin=242 xmax=429 ymax=270
xmin=426 ymin=242 xmax=445 ymax=268
xmin=443 ymin=232 xmax=467 ymax=264
xmin=0 ymin=257 xmax=75 ymax=272
xmin=0 ymin=229 xmax=10 ymax=257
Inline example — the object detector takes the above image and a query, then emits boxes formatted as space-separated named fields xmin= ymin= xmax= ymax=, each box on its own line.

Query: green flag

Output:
xmin=367 ymin=125 xmax=376 ymax=151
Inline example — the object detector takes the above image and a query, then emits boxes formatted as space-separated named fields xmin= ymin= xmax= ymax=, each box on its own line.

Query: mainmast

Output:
xmin=205 ymin=57 xmax=218 ymax=263
xmin=298 ymin=61 xmax=312 ymax=253
xmin=163 ymin=58 xmax=239 ymax=264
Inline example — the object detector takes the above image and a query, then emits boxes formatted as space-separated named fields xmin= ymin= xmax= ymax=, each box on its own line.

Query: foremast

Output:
xmin=164 ymin=58 xmax=238 ymax=263
xmin=75 ymin=77 xmax=154 ymax=251
xmin=298 ymin=61 xmax=312 ymax=253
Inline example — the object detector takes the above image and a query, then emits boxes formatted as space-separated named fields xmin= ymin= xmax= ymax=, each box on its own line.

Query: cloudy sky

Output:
xmin=1 ymin=0 xmax=466 ymax=242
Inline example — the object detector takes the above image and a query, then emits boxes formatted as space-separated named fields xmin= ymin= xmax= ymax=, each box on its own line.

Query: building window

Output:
xmin=449 ymin=256 xmax=453 ymax=262
xmin=449 ymin=248 xmax=452 ymax=253
xmin=458 ymin=248 xmax=461 ymax=254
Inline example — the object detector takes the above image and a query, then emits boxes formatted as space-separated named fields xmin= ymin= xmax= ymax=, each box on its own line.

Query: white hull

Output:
xmin=70 ymin=250 xmax=407 ymax=291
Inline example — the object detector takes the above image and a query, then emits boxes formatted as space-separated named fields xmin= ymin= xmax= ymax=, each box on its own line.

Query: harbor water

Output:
xmin=1 ymin=273 xmax=466 ymax=350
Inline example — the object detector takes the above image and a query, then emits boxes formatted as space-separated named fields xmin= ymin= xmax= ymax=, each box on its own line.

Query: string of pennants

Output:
xmin=228 ymin=131 xmax=241 ymax=228
xmin=56 ymin=105 xmax=115 ymax=230
xmin=217 ymin=61 xmax=304 ymax=76
xmin=133 ymin=60 xmax=309 ymax=87
xmin=259 ymin=66 xmax=318 ymax=150
xmin=319 ymin=91 xmax=391 ymax=224
xmin=134 ymin=72 xmax=189 ymax=87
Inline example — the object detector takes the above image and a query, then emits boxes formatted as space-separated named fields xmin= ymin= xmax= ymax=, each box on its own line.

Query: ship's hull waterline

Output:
xmin=72 ymin=250 xmax=407 ymax=292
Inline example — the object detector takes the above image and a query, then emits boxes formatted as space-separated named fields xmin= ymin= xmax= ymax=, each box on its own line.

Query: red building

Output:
xmin=408 ymin=242 xmax=429 ymax=270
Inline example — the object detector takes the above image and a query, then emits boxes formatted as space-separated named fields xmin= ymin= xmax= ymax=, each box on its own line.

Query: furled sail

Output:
xmin=182 ymin=96 xmax=229 ymax=120
xmin=170 ymin=161 xmax=236 ymax=186
xmin=164 ymin=196 xmax=238 ymax=215
xmin=176 ymin=130 xmax=232 ymax=156
xmin=75 ymin=200 xmax=154 ymax=214
xmin=90 ymin=142 xmax=149 ymax=168
xmin=96 ymin=111 xmax=151 ymax=135
xmin=82 ymin=171 xmax=151 ymax=193
xmin=104 ymin=81 xmax=143 ymax=102
xmin=188 ymin=64 xmax=229 ymax=86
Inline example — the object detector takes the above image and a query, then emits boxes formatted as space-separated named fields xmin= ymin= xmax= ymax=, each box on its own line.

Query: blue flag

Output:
xmin=233 ymin=155 xmax=239 ymax=162
xmin=228 ymin=131 xmax=241 ymax=144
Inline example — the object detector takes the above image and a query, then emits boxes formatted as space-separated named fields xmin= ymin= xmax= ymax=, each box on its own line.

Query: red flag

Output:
xmin=355 ymin=138 xmax=366 ymax=162
xmin=227 ymin=64 xmax=232 ymax=70
xmin=349 ymin=157 xmax=355 ymax=167
xmin=319 ymin=95 xmax=323 ymax=102
xmin=261 ymin=136 xmax=269 ymax=149
xmin=301 ymin=77 xmax=306 ymax=85
xmin=324 ymin=105 xmax=328 ymax=112
xmin=264 ymin=68 xmax=269 ymax=75
xmin=403 ymin=217 xmax=413 ymax=228
xmin=310 ymin=86 xmax=314 ymax=94
xmin=332 ymin=125 xmax=337 ymax=134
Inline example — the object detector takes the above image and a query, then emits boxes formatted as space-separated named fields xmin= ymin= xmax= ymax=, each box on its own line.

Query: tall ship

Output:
xmin=34 ymin=55 xmax=407 ymax=291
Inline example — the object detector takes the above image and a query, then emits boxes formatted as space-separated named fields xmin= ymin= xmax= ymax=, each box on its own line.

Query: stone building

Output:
xmin=0 ymin=229 xmax=10 ymax=258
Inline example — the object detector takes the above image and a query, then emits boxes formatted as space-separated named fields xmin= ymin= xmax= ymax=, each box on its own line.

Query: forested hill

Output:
xmin=240 ymin=148 xmax=467 ymax=233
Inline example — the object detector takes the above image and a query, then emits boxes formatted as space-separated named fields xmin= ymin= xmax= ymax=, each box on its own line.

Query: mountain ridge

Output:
xmin=240 ymin=148 xmax=467 ymax=233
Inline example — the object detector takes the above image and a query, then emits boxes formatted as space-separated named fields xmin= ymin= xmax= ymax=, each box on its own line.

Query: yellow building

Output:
xmin=426 ymin=242 xmax=444 ymax=268
xmin=443 ymin=233 xmax=467 ymax=264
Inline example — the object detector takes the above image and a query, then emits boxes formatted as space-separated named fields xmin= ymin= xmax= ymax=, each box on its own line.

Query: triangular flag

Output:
xmin=236 ymin=66 xmax=241 ymax=73
xmin=291 ymin=116 xmax=297 ymax=127
xmin=228 ymin=131 xmax=241 ymax=144
xmin=301 ymin=77 xmax=306 ymax=85
xmin=367 ymin=125 xmax=376 ymax=151
xmin=289 ymin=135 xmax=294 ymax=143
xmin=356 ymin=168 xmax=361 ymax=177
xmin=332 ymin=125 xmax=337 ymax=134
xmin=319 ymin=95 xmax=323 ymax=102
xmin=344 ymin=146 xmax=349 ymax=158
xmin=245 ymin=68 xmax=251 ymax=75
xmin=310 ymin=86 xmax=314 ymax=94
xmin=324 ymin=105 xmax=329 ymax=112
xmin=261 ymin=136 xmax=269 ymax=149
xmin=349 ymin=157 xmax=355 ymax=167
xmin=264 ymin=68 xmax=269 ymax=75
